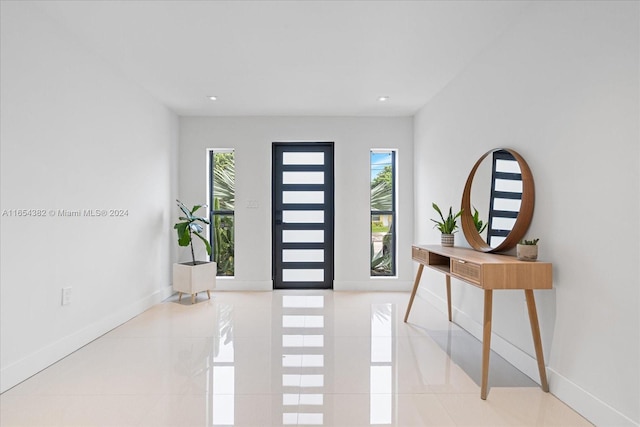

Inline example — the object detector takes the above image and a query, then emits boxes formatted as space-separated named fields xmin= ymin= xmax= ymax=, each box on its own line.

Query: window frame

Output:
xmin=370 ymin=149 xmax=397 ymax=277
xmin=208 ymin=149 xmax=235 ymax=277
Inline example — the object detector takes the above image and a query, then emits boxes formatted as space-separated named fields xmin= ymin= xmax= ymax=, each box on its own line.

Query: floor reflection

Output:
xmin=370 ymin=303 xmax=394 ymax=425
xmin=280 ymin=295 xmax=327 ymax=425
xmin=208 ymin=304 xmax=236 ymax=425
xmin=0 ymin=291 xmax=592 ymax=427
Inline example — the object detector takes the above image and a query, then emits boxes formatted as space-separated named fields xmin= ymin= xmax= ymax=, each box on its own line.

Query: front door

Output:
xmin=272 ymin=142 xmax=334 ymax=289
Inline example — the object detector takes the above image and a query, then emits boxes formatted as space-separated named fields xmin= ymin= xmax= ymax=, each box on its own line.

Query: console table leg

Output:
xmin=404 ymin=264 xmax=424 ymax=322
xmin=481 ymin=289 xmax=493 ymax=400
xmin=525 ymin=289 xmax=550 ymax=392
xmin=446 ymin=275 xmax=452 ymax=322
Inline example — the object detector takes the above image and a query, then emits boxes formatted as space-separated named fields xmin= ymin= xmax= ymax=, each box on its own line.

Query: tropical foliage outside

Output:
xmin=371 ymin=154 xmax=395 ymax=276
xmin=212 ymin=151 xmax=235 ymax=276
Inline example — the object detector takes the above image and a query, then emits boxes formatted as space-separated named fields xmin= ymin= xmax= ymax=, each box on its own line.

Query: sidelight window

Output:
xmin=370 ymin=150 xmax=396 ymax=276
xmin=209 ymin=150 xmax=235 ymax=276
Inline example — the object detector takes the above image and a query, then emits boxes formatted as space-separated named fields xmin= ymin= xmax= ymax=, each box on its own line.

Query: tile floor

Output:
xmin=0 ymin=290 xmax=591 ymax=426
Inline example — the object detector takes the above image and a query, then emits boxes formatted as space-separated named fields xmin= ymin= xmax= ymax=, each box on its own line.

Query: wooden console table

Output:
xmin=405 ymin=244 xmax=552 ymax=399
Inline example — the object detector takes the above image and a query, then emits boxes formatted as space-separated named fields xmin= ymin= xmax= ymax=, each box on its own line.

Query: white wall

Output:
xmin=414 ymin=1 xmax=639 ymax=426
xmin=0 ymin=3 xmax=178 ymax=392
xmin=179 ymin=117 xmax=413 ymax=291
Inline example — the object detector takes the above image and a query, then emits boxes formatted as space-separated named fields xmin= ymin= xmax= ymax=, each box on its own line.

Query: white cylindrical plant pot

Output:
xmin=441 ymin=234 xmax=454 ymax=247
xmin=517 ymin=244 xmax=538 ymax=261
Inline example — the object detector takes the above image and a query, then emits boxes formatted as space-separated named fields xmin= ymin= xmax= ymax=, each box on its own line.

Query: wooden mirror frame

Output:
xmin=461 ymin=148 xmax=535 ymax=253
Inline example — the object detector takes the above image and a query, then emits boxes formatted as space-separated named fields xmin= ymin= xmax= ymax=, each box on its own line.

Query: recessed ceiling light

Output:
xmin=208 ymin=96 xmax=218 ymax=101
xmin=378 ymin=96 xmax=389 ymax=102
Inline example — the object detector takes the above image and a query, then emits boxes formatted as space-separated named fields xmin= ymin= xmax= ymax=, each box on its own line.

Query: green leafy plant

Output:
xmin=211 ymin=151 xmax=235 ymax=275
xmin=472 ymin=206 xmax=488 ymax=234
xmin=212 ymin=198 xmax=235 ymax=276
xmin=371 ymin=244 xmax=391 ymax=275
xmin=519 ymin=238 xmax=540 ymax=245
xmin=174 ymin=199 xmax=212 ymax=265
xmin=370 ymin=180 xmax=392 ymax=211
xmin=370 ymin=232 xmax=393 ymax=276
xmin=370 ymin=163 xmax=394 ymax=275
xmin=431 ymin=203 xmax=463 ymax=234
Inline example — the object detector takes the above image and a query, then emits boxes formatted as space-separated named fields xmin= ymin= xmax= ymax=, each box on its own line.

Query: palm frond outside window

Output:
xmin=370 ymin=150 xmax=396 ymax=277
xmin=209 ymin=150 xmax=235 ymax=276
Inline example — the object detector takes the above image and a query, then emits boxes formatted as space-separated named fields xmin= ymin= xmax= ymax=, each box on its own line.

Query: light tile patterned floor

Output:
xmin=0 ymin=290 xmax=592 ymax=426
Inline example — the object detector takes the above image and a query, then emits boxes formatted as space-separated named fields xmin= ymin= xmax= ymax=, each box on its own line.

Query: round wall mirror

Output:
xmin=460 ymin=148 xmax=535 ymax=253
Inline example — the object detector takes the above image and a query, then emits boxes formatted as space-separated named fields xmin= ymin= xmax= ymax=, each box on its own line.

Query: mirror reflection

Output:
xmin=469 ymin=150 xmax=524 ymax=249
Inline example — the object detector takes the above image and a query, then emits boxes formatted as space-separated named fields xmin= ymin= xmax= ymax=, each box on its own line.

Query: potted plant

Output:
xmin=173 ymin=200 xmax=216 ymax=303
xmin=517 ymin=238 xmax=539 ymax=261
xmin=431 ymin=203 xmax=463 ymax=247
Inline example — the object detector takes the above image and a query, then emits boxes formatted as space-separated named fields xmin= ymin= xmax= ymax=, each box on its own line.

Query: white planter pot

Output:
xmin=517 ymin=244 xmax=538 ymax=261
xmin=173 ymin=261 xmax=217 ymax=303
xmin=441 ymin=234 xmax=454 ymax=247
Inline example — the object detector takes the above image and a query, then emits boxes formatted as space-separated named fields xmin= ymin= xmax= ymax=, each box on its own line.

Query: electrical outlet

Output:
xmin=61 ymin=287 xmax=72 ymax=306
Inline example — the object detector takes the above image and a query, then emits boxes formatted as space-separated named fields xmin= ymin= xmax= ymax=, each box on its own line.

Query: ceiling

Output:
xmin=32 ymin=1 xmax=531 ymax=117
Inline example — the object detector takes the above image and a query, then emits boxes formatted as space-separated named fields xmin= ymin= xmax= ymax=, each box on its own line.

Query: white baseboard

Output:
xmin=334 ymin=280 xmax=412 ymax=291
xmin=0 ymin=285 xmax=173 ymax=393
xmin=548 ymin=369 xmax=638 ymax=427
xmin=416 ymin=287 xmax=639 ymax=427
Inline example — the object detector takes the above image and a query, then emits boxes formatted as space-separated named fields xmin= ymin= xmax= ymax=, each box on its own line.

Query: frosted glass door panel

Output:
xmin=491 ymin=236 xmax=506 ymax=247
xmin=491 ymin=217 xmax=517 ymax=230
xmin=283 ymin=269 xmax=324 ymax=282
xmin=283 ymin=152 xmax=324 ymax=165
xmin=283 ymin=210 xmax=324 ymax=223
xmin=283 ymin=171 xmax=324 ymax=185
xmin=283 ymin=249 xmax=324 ymax=263
xmin=283 ymin=191 xmax=324 ymax=204
xmin=496 ymin=159 xmax=521 ymax=173
xmin=493 ymin=198 xmax=521 ymax=211
xmin=495 ymin=179 xmax=523 ymax=193
xmin=283 ymin=230 xmax=324 ymax=243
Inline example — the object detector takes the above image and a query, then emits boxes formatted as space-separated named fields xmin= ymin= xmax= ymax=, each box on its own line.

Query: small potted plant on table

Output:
xmin=173 ymin=200 xmax=216 ymax=303
xmin=431 ymin=203 xmax=463 ymax=247
xmin=517 ymin=238 xmax=539 ymax=261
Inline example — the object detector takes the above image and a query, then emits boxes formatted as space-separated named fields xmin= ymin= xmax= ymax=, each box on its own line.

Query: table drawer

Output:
xmin=412 ymin=246 xmax=430 ymax=263
xmin=451 ymin=258 xmax=481 ymax=285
